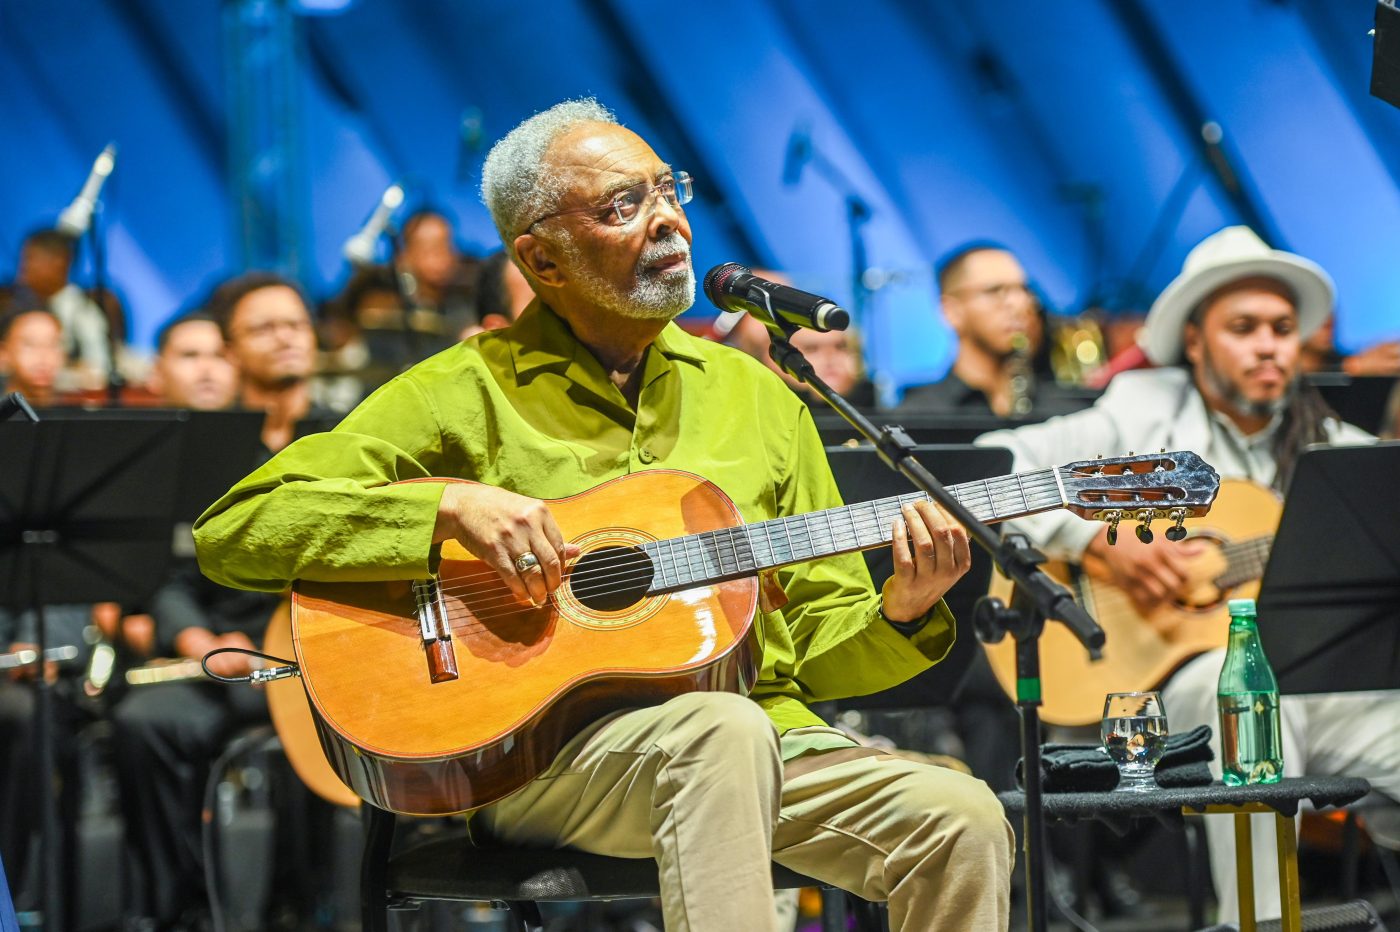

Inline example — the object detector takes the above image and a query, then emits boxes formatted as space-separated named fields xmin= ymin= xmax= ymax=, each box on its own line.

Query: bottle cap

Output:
xmin=1228 ymin=598 xmax=1256 ymax=616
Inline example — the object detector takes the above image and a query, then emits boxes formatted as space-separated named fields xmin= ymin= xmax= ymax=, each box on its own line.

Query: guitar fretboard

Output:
xmin=1216 ymin=535 xmax=1273 ymax=590
xmin=642 ymin=468 xmax=1065 ymax=593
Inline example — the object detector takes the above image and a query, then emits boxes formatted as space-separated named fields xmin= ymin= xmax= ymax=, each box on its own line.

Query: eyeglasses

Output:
xmin=523 ymin=171 xmax=692 ymax=236
xmin=948 ymin=281 xmax=1034 ymax=304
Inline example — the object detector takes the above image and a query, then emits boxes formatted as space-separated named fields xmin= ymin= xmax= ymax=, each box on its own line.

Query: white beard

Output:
xmin=558 ymin=231 xmax=695 ymax=321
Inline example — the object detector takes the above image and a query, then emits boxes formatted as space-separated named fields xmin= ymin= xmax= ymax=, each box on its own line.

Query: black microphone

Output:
xmin=57 ymin=143 xmax=118 ymax=238
xmin=703 ymin=264 xmax=850 ymax=333
xmin=343 ymin=183 xmax=405 ymax=266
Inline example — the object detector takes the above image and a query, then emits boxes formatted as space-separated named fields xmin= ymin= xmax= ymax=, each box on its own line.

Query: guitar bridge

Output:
xmin=414 ymin=578 xmax=458 ymax=684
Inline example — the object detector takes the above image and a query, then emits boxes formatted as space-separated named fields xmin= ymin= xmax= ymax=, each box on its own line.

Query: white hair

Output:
xmin=479 ymin=98 xmax=619 ymax=255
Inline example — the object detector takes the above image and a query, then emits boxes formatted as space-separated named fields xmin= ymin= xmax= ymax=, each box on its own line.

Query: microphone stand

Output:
xmin=3 ymin=397 xmax=63 ymax=929
xmin=87 ymin=205 xmax=124 ymax=406
xmin=759 ymin=312 xmax=1104 ymax=932
xmin=383 ymin=226 xmax=423 ymax=371
xmin=783 ymin=134 xmax=874 ymax=333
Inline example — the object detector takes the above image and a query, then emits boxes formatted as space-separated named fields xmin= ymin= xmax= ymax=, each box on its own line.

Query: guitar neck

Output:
xmin=644 ymin=467 xmax=1065 ymax=593
xmin=1216 ymin=534 xmax=1275 ymax=590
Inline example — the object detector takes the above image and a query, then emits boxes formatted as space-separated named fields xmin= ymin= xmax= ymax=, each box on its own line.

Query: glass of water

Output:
xmin=1102 ymin=691 xmax=1168 ymax=792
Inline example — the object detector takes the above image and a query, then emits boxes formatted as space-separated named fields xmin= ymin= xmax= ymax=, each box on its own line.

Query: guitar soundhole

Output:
xmin=569 ymin=546 xmax=655 ymax=613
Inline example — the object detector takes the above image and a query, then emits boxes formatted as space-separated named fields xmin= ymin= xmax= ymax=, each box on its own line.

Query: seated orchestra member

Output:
xmin=977 ymin=225 xmax=1400 ymax=922
xmin=207 ymin=272 xmax=334 ymax=454
xmin=193 ymin=99 xmax=1014 ymax=930
xmin=728 ymin=308 xmax=877 ymax=408
xmin=113 ymin=293 xmax=334 ymax=930
xmin=0 ymin=604 xmax=93 ymax=912
xmin=475 ymin=249 xmax=537 ymax=330
xmin=398 ymin=208 xmax=483 ymax=341
xmin=0 ymin=308 xmax=65 ymax=407
xmin=10 ymin=229 xmax=123 ymax=388
xmin=899 ymin=243 xmax=1079 ymax=417
xmin=146 ymin=311 xmax=238 ymax=412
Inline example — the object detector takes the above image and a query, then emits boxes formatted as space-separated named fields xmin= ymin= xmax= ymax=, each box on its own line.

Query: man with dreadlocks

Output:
xmin=978 ymin=225 xmax=1396 ymax=923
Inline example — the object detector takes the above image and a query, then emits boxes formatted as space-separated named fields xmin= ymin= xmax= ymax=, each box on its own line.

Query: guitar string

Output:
xmin=425 ymin=474 xmax=1182 ymax=611
xmin=420 ymin=472 xmax=1052 ymax=596
xmin=365 ymin=477 xmax=1193 ymax=639
xmin=426 ymin=474 xmax=1072 ymax=605
xmin=427 ymin=472 xmax=1190 ymax=605
xmin=413 ymin=477 xmax=1075 ymax=632
xmin=418 ymin=476 xmax=1172 ymax=629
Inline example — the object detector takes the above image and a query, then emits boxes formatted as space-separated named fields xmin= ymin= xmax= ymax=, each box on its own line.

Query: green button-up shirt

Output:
xmin=194 ymin=300 xmax=954 ymax=747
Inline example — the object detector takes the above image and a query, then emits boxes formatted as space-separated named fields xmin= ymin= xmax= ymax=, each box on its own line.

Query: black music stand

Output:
xmin=0 ymin=413 xmax=186 ymax=930
xmin=173 ymin=410 xmax=268 ymax=522
xmin=825 ymin=443 xmax=1013 ymax=708
xmin=1257 ymin=442 xmax=1400 ymax=694
xmin=1306 ymin=373 xmax=1398 ymax=438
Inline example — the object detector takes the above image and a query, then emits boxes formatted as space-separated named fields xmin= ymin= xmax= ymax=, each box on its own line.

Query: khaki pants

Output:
xmin=472 ymin=692 xmax=1014 ymax=931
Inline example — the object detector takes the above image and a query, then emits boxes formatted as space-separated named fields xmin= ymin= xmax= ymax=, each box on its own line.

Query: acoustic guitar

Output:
xmin=983 ymin=478 xmax=1279 ymax=726
xmin=290 ymin=453 xmax=1219 ymax=815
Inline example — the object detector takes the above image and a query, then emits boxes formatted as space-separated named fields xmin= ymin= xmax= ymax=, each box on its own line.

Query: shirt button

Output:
xmin=638 ymin=447 xmax=655 ymax=464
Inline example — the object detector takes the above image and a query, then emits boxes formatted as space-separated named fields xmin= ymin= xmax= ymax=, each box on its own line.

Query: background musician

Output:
xmin=8 ymin=229 xmax=120 ymax=388
xmin=978 ymin=225 xmax=1400 ymax=923
xmin=898 ymin=243 xmax=1074 ymax=417
xmin=193 ymin=99 xmax=1014 ymax=931
xmin=0 ymin=605 xmax=93 ymax=915
xmin=147 ymin=311 xmax=238 ymax=412
xmin=0 ymin=309 xmax=66 ymax=408
xmin=111 ymin=296 xmax=329 ymax=930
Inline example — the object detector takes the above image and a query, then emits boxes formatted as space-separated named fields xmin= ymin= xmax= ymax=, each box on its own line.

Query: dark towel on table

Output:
xmin=1016 ymin=725 xmax=1215 ymax=792
xmin=1154 ymin=724 xmax=1214 ymax=788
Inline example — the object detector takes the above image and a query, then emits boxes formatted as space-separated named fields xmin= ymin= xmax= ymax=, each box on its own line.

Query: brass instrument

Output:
xmin=1049 ymin=315 xmax=1107 ymax=385
xmin=1006 ymin=333 xmax=1034 ymax=416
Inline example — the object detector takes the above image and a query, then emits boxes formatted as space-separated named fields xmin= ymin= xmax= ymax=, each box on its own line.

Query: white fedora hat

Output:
xmin=1139 ymin=226 xmax=1334 ymax=365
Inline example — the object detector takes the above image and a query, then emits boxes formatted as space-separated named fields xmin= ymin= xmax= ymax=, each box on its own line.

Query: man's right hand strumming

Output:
xmin=433 ymin=483 xmax=581 ymax=607
xmin=1084 ymin=523 xmax=1206 ymax=618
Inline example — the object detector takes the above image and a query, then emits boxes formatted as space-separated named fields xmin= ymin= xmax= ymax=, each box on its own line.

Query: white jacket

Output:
xmin=976 ymin=368 xmax=1374 ymax=561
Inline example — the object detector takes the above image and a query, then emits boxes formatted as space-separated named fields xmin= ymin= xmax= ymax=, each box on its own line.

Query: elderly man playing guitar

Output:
xmin=196 ymin=100 xmax=1014 ymax=930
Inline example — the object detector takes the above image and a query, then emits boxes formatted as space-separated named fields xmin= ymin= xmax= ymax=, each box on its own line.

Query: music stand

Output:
xmin=1257 ymin=442 xmax=1400 ymax=694
xmin=825 ymin=443 xmax=1013 ymax=708
xmin=0 ymin=413 xmax=186 ymax=930
xmin=1306 ymin=373 xmax=1398 ymax=437
xmin=173 ymin=410 xmax=267 ymax=522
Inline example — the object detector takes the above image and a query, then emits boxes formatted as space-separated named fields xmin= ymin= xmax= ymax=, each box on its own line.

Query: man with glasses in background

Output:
xmin=900 ymin=242 xmax=1082 ymax=417
xmin=194 ymin=99 xmax=1013 ymax=931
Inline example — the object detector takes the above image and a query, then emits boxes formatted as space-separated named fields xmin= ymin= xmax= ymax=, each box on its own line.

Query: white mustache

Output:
xmin=637 ymin=235 xmax=691 ymax=271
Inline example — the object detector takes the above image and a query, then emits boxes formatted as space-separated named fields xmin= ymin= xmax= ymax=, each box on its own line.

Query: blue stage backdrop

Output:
xmin=2 ymin=0 xmax=1398 ymax=397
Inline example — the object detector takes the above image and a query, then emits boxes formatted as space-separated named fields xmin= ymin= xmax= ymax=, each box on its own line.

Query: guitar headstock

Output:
xmin=1058 ymin=451 xmax=1220 ymax=543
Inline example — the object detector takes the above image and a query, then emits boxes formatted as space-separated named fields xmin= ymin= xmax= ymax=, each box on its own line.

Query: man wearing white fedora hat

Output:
xmin=977 ymin=225 xmax=1398 ymax=922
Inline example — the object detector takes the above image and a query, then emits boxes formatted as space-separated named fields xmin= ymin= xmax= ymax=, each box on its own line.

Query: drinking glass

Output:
xmin=1101 ymin=691 xmax=1168 ymax=792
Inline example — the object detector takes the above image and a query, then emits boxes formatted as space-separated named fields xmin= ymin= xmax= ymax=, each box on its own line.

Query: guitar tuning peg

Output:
xmin=1104 ymin=510 xmax=1123 ymax=546
xmin=1135 ymin=509 xmax=1157 ymax=544
xmin=1165 ymin=507 xmax=1188 ymax=542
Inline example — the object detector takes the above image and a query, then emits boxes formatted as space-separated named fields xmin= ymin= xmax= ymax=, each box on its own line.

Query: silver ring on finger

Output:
xmin=514 ymin=551 xmax=541 ymax=574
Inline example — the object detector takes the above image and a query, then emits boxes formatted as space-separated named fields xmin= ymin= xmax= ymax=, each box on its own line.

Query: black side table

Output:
xmin=999 ymin=775 xmax=1371 ymax=932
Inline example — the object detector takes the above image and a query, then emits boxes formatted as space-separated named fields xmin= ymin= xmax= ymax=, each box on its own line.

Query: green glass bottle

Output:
xmin=1217 ymin=598 xmax=1283 ymax=785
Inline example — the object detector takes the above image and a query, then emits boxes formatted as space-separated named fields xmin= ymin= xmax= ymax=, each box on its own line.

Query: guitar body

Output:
xmin=984 ymin=479 xmax=1280 ymax=725
xmin=262 ymin=602 xmax=361 ymax=809
xmin=291 ymin=470 xmax=760 ymax=816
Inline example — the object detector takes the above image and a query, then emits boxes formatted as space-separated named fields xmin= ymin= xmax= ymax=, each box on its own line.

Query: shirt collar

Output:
xmin=1208 ymin=404 xmax=1284 ymax=451
xmin=507 ymin=298 xmax=708 ymax=381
